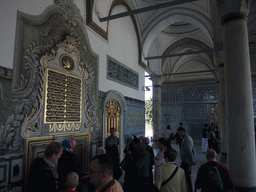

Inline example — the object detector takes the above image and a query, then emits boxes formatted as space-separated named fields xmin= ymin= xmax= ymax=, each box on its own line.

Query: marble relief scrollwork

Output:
xmin=1 ymin=39 xmax=51 ymax=151
xmin=79 ymin=45 xmax=100 ymax=139
xmin=54 ymin=0 xmax=83 ymax=27
xmin=1 ymin=0 xmax=99 ymax=152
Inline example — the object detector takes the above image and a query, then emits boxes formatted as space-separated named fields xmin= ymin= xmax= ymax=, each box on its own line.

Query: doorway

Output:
xmin=105 ymin=99 xmax=121 ymax=138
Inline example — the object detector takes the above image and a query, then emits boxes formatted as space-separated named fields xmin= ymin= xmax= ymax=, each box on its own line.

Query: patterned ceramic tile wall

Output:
xmin=162 ymin=105 xmax=183 ymax=137
xmin=162 ymin=83 xmax=217 ymax=140
xmin=183 ymin=84 xmax=217 ymax=102
xmin=124 ymin=97 xmax=145 ymax=136
xmin=162 ymin=85 xmax=183 ymax=104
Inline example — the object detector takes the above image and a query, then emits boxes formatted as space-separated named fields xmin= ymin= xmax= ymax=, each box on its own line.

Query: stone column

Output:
xmin=218 ymin=0 xmax=256 ymax=190
xmin=217 ymin=63 xmax=228 ymax=164
xmin=151 ymin=75 xmax=162 ymax=148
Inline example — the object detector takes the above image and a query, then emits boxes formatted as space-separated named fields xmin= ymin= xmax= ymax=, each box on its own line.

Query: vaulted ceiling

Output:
xmin=95 ymin=0 xmax=256 ymax=84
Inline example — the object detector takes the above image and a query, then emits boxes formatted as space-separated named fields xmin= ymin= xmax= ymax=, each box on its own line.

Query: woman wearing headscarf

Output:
xmin=135 ymin=142 xmax=150 ymax=185
xmin=141 ymin=137 xmax=154 ymax=183
xmin=122 ymin=134 xmax=139 ymax=192
xmin=57 ymin=139 xmax=78 ymax=191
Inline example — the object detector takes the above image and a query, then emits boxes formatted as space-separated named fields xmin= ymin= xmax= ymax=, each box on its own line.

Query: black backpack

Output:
xmin=205 ymin=163 xmax=223 ymax=191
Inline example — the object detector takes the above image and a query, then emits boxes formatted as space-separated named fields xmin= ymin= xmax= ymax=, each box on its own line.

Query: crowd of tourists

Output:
xmin=27 ymin=124 xmax=235 ymax=192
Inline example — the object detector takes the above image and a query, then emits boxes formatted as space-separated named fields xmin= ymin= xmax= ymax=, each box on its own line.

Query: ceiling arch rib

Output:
xmin=161 ymin=38 xmax=215 ymax=83
xmin=173 ymin=54 xmax=213 ymax=73
xmin=142 ymin=7 xmax=213 ymax=60
xmin=161 ymin=38 xmax=214 ymax=65
xmin=163 ymin=57 xmax=215 ymax=83
xmin=147 ymin=36 xmax=163 ymax=74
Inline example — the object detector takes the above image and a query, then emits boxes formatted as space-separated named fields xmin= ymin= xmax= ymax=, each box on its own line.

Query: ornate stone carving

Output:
xmin=79 ymin=45 xmax=100 ymax=139
xmin=1 ymin=39 xmax=50 ymax=151
xmin=54 ymin=0 xmax=83 ymax=27
xmin=1 ymin=0 xmax=99 ymax=152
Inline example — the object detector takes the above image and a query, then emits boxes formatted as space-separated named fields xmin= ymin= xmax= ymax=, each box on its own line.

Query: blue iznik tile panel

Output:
xmin=184 ymin=103 xmax=208 ymax=122
xmin=124 ymin=97 xmax=145 ymax=136
xmin=162 ymin=105 xmax=183 ymax=137
xmin=161 ymin=83 xmax=217 ymax=140
xmin=107 ymin=55 xmax=139 ymax=90
xmin=162 ymin=85 xmax=183 ymax=104
xmin=183 ymin=84 xmax=217 ymax=102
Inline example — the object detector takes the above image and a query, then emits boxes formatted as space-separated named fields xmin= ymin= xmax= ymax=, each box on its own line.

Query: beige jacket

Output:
xmin=155 ymin=162 xmax=187 ymax=192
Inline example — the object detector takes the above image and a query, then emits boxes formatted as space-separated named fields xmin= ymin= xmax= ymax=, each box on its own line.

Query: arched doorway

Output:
xmin=103 ymin=90 xmax=126 ymax=160
xmin=105 ymin=99 xmax=121 ymax=138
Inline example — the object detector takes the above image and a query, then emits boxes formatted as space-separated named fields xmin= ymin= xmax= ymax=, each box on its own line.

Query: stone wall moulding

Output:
xmin=1 ymin=0 xmax=99 ymax=153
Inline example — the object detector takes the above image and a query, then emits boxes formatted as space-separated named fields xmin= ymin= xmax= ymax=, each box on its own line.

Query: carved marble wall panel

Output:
xmin=10 ymin=156 xmax=23 ymax=183
xmin=0 ymin=153 xmax=22 ymax=192
xmin=0 ymin=0 xmax=100 ymax=155
xmin=0 ymin=161 xmax=9 ymax=192
xmin=0 ymin=76 xmax=15 ymax=130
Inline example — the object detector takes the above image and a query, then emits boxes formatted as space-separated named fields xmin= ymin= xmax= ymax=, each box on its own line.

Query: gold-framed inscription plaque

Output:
xmin=45 ymin=69 xmax=82 ymax=134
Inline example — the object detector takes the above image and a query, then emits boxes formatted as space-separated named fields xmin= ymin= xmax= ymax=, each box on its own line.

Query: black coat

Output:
xmin=28 ymin=157 xmax=57 ymax=192
xmin=57 ymin=150 xmax=78 ymax=190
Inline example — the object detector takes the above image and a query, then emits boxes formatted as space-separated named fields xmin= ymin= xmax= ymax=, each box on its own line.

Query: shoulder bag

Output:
xmin=161 ymin=166 xmax=179 ymax=186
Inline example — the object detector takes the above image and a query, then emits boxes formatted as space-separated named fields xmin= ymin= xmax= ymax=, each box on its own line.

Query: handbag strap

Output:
xmin=161 ymin=166 xmax=179 ymax=186
xmin=99 ymin=179 xmax=115 ymax=192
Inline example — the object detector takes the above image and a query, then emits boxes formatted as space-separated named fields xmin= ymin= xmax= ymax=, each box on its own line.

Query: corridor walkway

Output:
xmin=120 ymin=140 xmax=223 ymax=190
xmin=153 ymin=141 xmax=217 ymax=190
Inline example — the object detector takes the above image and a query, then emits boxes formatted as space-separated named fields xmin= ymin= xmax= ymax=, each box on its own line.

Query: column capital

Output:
xmin=150 ymin=75 xmax=162 ymax=86
xmin=217 ymin=0 xmax=250 ymax=24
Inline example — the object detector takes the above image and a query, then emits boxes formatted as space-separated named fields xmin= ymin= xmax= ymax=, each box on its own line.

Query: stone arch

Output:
xmin=161 ymin=38 xmax=215 ymax=82
xmin=142 ymin=7 xmax=213 ymax=58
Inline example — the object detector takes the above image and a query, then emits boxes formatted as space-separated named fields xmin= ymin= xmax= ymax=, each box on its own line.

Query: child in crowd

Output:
xmin=60 ymin=172 xmax=79 ymax=192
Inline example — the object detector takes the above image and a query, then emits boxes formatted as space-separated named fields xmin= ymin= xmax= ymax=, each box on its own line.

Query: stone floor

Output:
xmin=119 ymin=140 xmax=223 ymax=190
